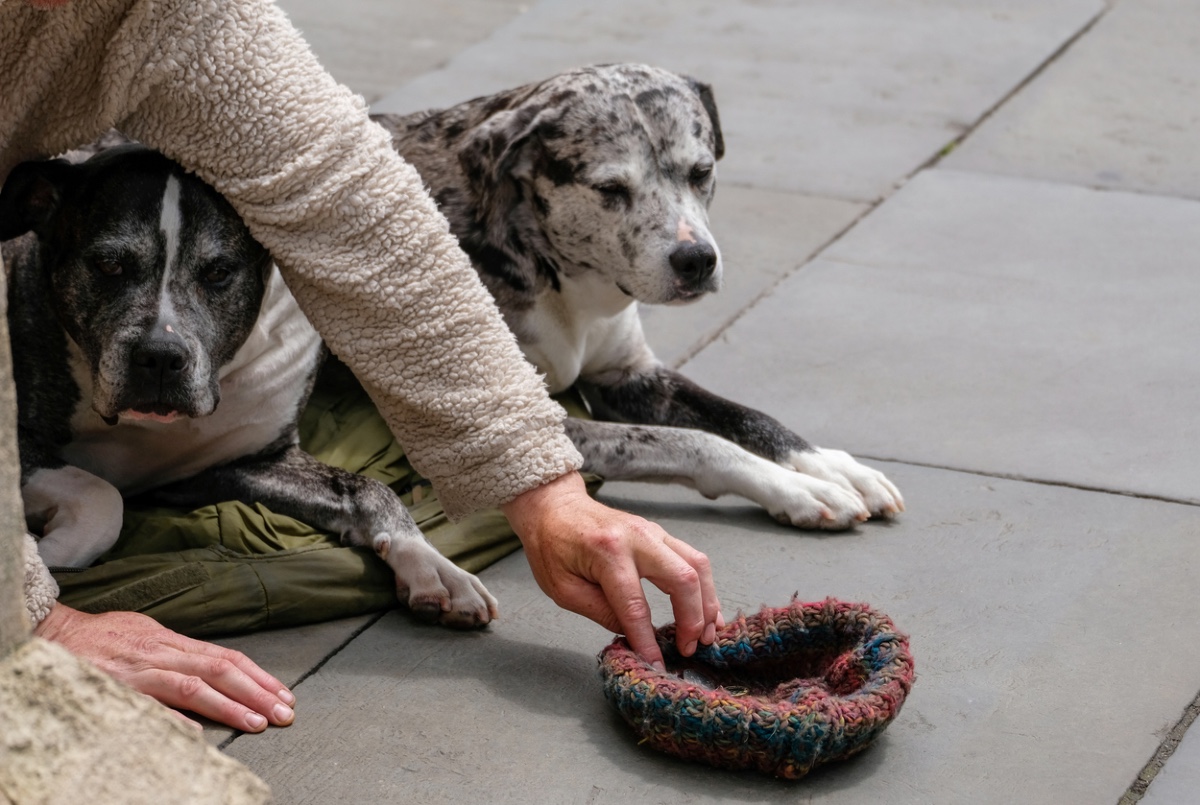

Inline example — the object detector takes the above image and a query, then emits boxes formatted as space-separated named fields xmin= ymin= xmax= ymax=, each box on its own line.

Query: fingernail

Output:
xmin=702 ymin=623 xmax=716 ymax=644
xmin=278 ymin=689 xmax=296 ymax=706
xmin=273 ymin=703 xmax=295 ymax=724
xmin=245 ymin=712 xmax=267 ymax=731
xmin=716 ymin=611 xmax=726 ymax=628
xmin=652 ymin=661 xmax=666 ymax=673
xmin=683 ymin=640 xmax=698 ymax=657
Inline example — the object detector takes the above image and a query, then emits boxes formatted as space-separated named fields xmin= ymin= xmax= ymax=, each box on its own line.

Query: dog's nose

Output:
xmin=131 ymin=333 xmax=189 ymax=380
xmin=669 ymin=241 xmax=718 ymax=286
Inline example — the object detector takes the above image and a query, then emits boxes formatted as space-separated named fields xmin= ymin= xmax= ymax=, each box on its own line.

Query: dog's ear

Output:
xmin=685 ymin=77 xmax=725 ymax=161
xmin=0 ymin=159 xmax=75 ymax=240
xmin=458 ymin=105 xmax=556 ymax=210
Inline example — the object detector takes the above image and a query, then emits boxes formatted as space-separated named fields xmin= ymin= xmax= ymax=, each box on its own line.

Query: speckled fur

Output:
xmin=375 ymin=65 xmax=905 ymax=528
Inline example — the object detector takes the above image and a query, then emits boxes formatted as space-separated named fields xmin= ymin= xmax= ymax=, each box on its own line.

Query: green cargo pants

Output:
xmin=52 ymin=368 xmax=593 ymax=637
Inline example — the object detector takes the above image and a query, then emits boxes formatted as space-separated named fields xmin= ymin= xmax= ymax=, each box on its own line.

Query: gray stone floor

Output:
xmin=213 ymin=1 xmax=1200 ymax=802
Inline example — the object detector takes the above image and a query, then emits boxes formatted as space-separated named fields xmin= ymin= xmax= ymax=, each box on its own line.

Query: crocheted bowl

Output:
xmin=598 ymin=598 xmax=914 ymax=779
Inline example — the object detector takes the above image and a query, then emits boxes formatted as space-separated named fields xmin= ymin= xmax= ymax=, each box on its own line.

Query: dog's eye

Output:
xmin=594 ymin=181 xmax=632 ymax=204
xmin=95 ymin=259 xmax=123 ymax=277
xmin=203 ymin=266 xmax=232 ymax=285
xmin=689 ymin=164 xmax=714 ymax=186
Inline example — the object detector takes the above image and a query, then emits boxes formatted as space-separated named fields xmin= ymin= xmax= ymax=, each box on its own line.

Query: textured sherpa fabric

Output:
xmin=1 ymin=0 xmax=584 ymax=615
xmin=23 ymin=533 xmax=57 ymax=628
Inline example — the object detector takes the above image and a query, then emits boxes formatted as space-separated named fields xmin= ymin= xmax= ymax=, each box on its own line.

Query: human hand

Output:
xmin=34 ymin=603 xmax=295 ymax=732
xmin=501 ymin=471 xmax=723 ymax=669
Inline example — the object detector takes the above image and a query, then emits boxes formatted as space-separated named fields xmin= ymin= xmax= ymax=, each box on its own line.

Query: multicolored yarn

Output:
xmin=597 ymin=597 xmax=915 ymax=779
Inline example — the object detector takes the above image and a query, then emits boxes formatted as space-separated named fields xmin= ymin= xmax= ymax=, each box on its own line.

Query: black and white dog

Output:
xmin=0 ymin=144 xmax=496 ymax=628
xmin=373 ymin=64 xmax=904 ymax=528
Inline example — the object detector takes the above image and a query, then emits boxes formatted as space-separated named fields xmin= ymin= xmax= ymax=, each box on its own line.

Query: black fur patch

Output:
xmin=580 ymin=367 xmax=811 ymax=462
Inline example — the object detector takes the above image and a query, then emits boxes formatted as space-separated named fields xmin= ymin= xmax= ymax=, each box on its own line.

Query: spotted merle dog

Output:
xmin=373 ymin=64 xmax=903 ymax=528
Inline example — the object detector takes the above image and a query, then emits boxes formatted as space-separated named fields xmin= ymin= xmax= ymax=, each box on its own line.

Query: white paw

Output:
xmin=24 ymin=466 xmax=125 ymax=567
xmin=763 ymin=472 xmax=871 ymax=530
xmin=374 ymin=534 xmax=499 ymax=629
xmin=785 ymin=448 xmax=904 ymax=519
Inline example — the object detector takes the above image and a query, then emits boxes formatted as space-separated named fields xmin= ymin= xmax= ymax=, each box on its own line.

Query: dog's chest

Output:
xmin=519 ymin=273 xmax=654 ymax=393
xmin=61 ymin=267 xmax=322 ymax=495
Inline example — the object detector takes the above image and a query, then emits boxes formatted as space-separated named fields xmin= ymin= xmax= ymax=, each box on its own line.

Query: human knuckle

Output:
xmin=590 ymin=529 xmax=624 ymax=555
xmin=177 ymin=674 xmax=207 ymax=700
xmin=623 ymin=597 xmax=652 ymax=622
xmin=217 ymin=647 xmax=250 ymax=667
xmin=676 ymin=565 xmax=700 ymax=588
xmin=630 ymin=519 xmax=659 ymax=539
xmin=205 ymin=657 xmax=236 ymax=678
xmin=132 ymin=634 xmax=169 ymax=656
xmin=690 ymin=550 xmax=711 ymax=573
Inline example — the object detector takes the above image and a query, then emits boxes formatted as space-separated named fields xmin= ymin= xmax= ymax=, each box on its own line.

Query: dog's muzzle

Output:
xmin=121 ymin=329 xmax=198 ymax=418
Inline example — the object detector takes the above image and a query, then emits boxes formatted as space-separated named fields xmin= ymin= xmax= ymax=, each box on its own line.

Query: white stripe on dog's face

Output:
xmin=156 ymin=175 xmax=183 ymax=327
xmin=33 ymin=147 xmax=269 ymax=422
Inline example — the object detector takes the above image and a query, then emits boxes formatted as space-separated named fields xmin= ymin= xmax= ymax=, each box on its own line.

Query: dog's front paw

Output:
xmin=375 ymin=535 xmax=500 ymax=629
xmin=785 ymin=448 xmax=904 ymax=519
xmin=761 ymin=472 xmax=870 ymax=530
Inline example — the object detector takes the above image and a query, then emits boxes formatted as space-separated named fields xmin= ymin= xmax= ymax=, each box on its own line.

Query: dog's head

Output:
xmin=0 ymin=145 xmax=269 ymax=423
xmin=460 ymin=64 xmax=725 ymax=306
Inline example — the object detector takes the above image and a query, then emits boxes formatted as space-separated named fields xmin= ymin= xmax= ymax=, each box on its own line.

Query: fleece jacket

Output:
xmin=0 ymin=0 xmax=582 ymax=625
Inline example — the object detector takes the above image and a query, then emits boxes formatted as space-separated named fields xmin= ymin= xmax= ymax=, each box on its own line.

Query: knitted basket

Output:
xmin=598 ymin=597 xmax=914 ymax=779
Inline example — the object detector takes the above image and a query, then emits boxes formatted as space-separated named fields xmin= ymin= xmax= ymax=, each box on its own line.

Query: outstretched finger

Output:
xmin=589 ymin=570 xmax=666 ymax=670
xmin=663 ymin=535 xmax=721 ymax=645
xmin=137 ymin=669 xmax=277 ymax=733
xmin=175 ymin=636 xmax=295 ymax=707
xmin=636 ymin=539 xmax=708 ymax=658
xmin=167 ymin=650 xmax=295 ymax=727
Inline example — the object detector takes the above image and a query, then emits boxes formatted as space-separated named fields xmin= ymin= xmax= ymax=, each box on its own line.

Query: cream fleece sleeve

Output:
xmin=23 ymin=533 xmax=58 ymax=628
xmin=111 ymin=0 xmax=581 ymax=518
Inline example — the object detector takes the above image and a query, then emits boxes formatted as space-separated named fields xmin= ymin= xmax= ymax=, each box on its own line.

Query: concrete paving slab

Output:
xmin=947 ymin=0 xmax=1200 ymax=200
xmin=202 ymin=613 xmax=381 ymax=746
xmin=640 ymin=185 xmax=866 ymax=368
xmin=371 ymin=0 xmax=1103 ymax=202
xmin=276 ymin=0 xmax=529 ymax=103
xmin=1143 ymin=715 xmax=1200 ymax=805
xmin=684 ymin=168 xmax=1200 ymax=503
xmin=222 ymin=466 xmax=1200 ymax=804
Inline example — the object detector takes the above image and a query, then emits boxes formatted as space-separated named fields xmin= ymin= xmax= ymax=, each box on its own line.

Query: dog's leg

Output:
xmin=22 ymin=466 xmax=126 ymax=567
xmin=566 ymin=419 xmax=875 ymax=529
xmin=579 ymin=366 xmax=903 ymax=519
xmin=150 ymin=446 xmax=498 ymax=629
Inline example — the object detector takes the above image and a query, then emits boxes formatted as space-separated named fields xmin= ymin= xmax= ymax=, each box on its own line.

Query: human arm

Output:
xmin=111 ymin=0 xmax=580 ymax=518
xmin=502 ymin=472 xmax=723 ymax=668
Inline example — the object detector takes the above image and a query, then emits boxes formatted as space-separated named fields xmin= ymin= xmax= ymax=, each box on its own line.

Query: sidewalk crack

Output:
xmin=217 ymin=608 xmax=390 ymax=751
xmin=854 ymin=455 xmax=1200 ymax=509
xmin=1118 ymin=688 xmax=1200 ymax=803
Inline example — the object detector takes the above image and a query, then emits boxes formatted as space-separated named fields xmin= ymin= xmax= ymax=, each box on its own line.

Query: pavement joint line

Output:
xmin=926 ymin=3 xmax=1110 ymax=172
xmin=854 ymin=454 xmax=1200 ymax=509
xmin=671 ymin=200 xmax=877 ymax=371
xmin=217 ymin=608 xmax=391 ymax=752
xmin=1118 ymin=687 xmax=1200 ymax=804
xmin=677 ymin=4 xmax=1115 ymax=373
xmin=717 ymin=178 xmax=868 ymax=205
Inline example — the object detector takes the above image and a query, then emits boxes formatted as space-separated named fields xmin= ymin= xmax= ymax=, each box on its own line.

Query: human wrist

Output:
xmin=32 ymin=601 xmax=79 ymax=641
xmin=501 ymin=471 xmax=588 ymax=535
